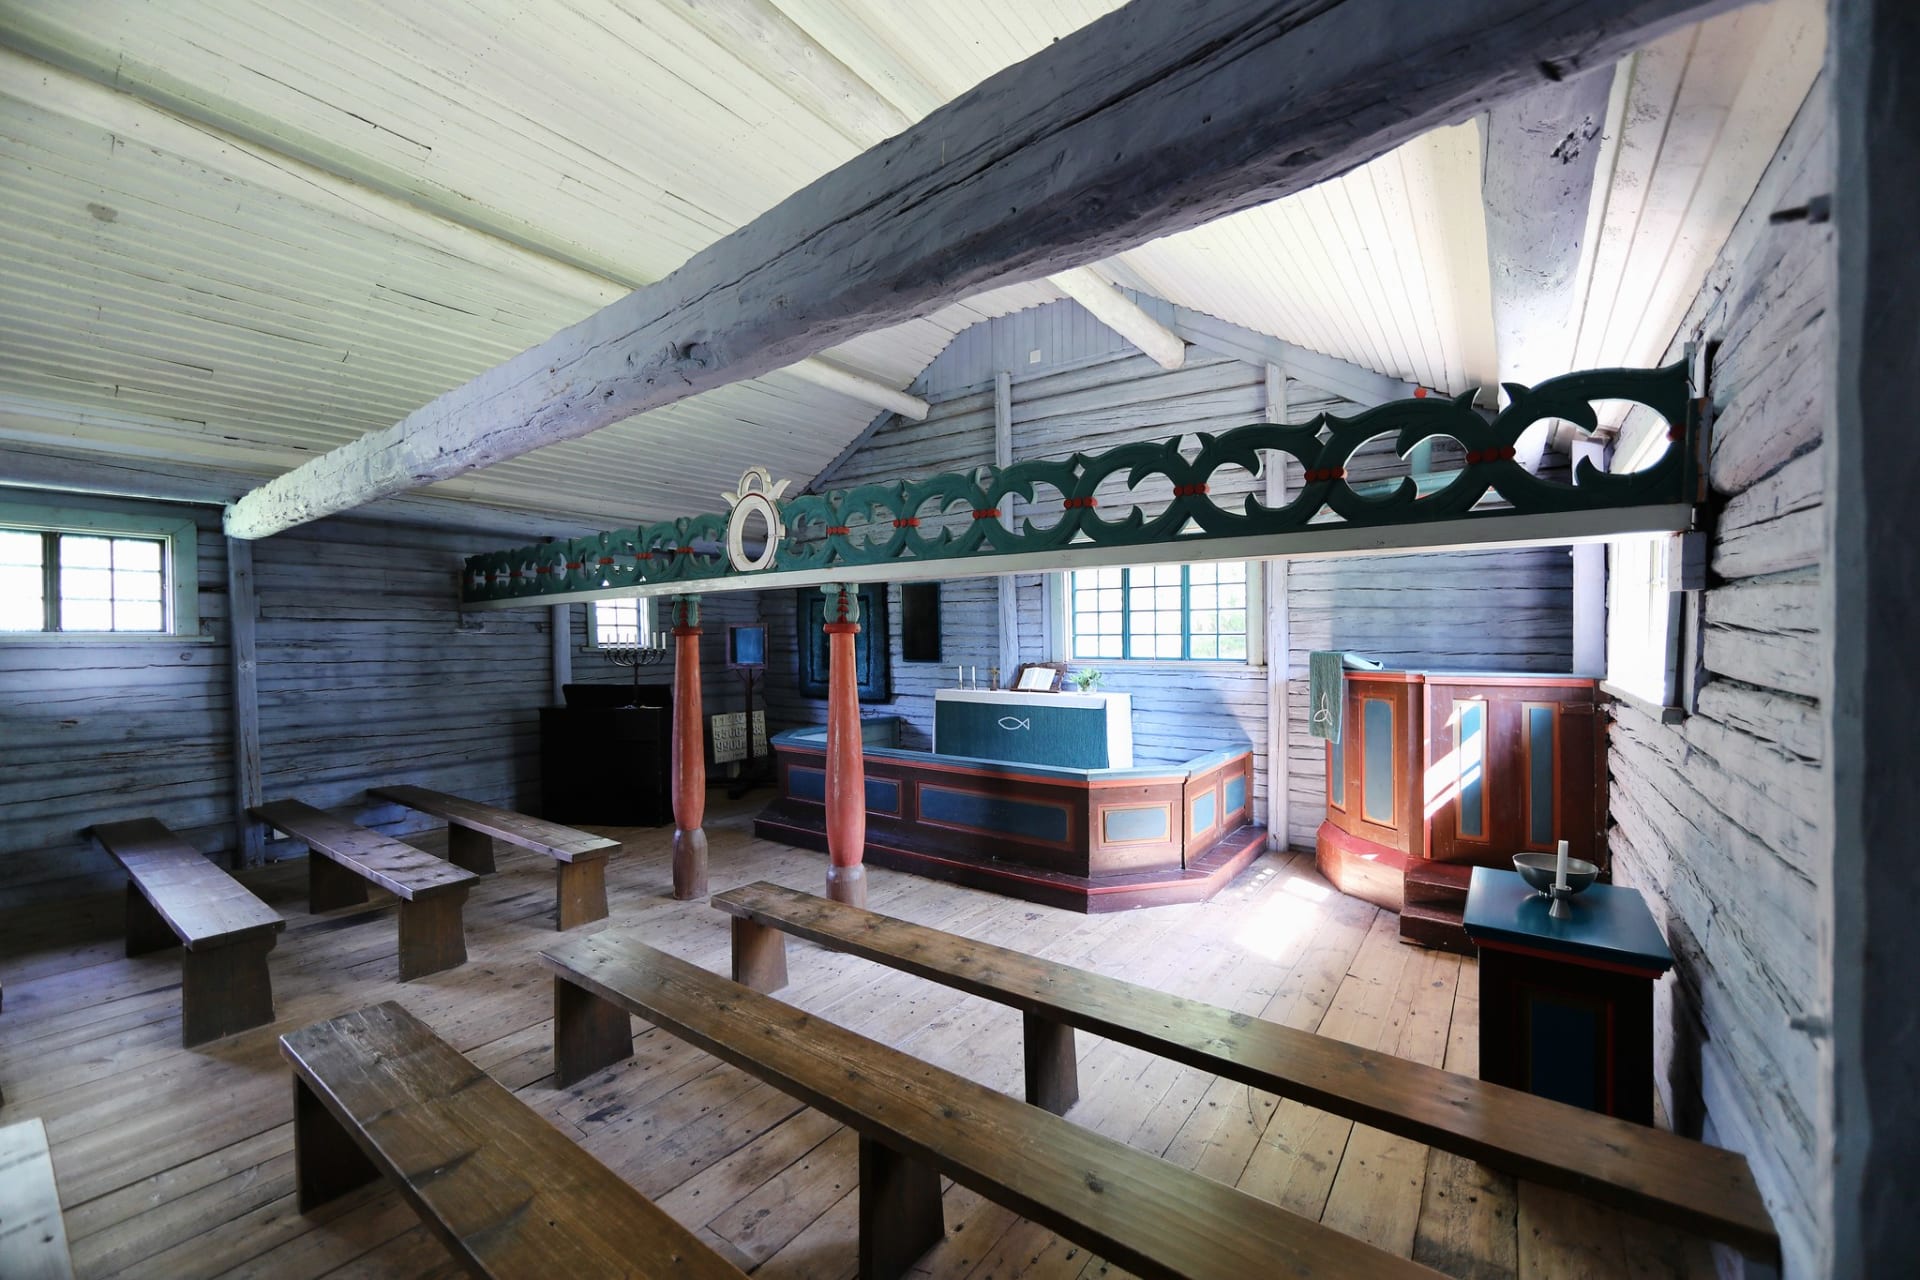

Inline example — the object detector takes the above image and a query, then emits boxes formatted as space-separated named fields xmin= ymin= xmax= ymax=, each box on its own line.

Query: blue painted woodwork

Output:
xmin=1191 ymin=790 xmax=1217 ymax=834
xmin=1362 ymin=698 xmax=1394 ymax=825
xmin=795 ymin=584 xmax=890 ymax=703
xmin=463 ymin=363 xmax=1698 ymax=606
xmin=1328 ymin=734 xmax=1345 ymax=808
xmin=1458 ymin=701 xmax=1485 ymax=838
xmin=1526 ymin=996 xmax=1604 ymax=1111
xmin=919 ymin=785 xmax=1071 ymax=844
xmin=1463 ymin=869 xmax=1674 ymax=973
xmin=1223 ymin=772 xmax=1247 ymax=817
xmin=1527 ymin=704 xmax=1555 ymax=846
xmin=934 ymin=696 xmax=1119 ymax=769
xmin=788 ymin=765 xmax=899 ymax=814
xmin=1103 ymin=805 xmax=1171 ymax=844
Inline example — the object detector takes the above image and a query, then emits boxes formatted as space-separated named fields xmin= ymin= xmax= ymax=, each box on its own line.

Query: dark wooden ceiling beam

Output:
xmin=225 ymin=0 xmax=1750 ymax=539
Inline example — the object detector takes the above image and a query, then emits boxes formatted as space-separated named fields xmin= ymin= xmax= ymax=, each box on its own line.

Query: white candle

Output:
xmin=970 ymin=665 xmax=977 ymax=689
xmin=957 ymin=665 xmax=963 ymax=687
xmin=1554 ymin=838 xmax=1569 ymax=892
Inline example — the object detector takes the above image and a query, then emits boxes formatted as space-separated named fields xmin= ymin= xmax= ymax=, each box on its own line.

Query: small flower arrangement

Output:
xmin=1072 ymin=668 xmax=1103 ymax=692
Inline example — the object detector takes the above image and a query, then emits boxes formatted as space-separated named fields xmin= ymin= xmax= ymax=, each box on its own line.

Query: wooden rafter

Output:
xmin=224 ymin=0 xmax=1749 ymax=540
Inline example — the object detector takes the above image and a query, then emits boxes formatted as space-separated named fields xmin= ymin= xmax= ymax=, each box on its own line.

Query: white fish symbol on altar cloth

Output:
xmin=997 ymin=716 xmax=1031 ymax=731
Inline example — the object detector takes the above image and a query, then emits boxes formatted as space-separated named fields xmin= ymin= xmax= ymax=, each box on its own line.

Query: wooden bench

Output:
xmin=368 ymin=785 xmax=619 ymax=930
xmin=712 ymin=880 xmax=1780 ymax=1269
xmin=88 ymin=818 xmax=285 ymax=1046
xmin=250 ymin=800 xmax=476 ymax=980
xmin=280 ymin=1002 xmax=746 ymax=1280
xmin=0 ymin=1117 xmax=75 ymax=1280
xmin=542 ymin=932 xmax=1440 ymax=1280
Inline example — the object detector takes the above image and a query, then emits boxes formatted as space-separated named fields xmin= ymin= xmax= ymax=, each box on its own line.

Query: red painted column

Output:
xmin=669 ymin=594 xmax=707 ymax=899
xmin=822 ymin=584 xmax=867 ymax=906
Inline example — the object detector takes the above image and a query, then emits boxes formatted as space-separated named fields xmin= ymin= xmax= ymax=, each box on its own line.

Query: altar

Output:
xmin=755 ymin=705 xmax=1262 ymax=912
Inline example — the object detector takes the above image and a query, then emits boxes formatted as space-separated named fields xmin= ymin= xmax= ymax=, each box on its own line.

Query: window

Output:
xmin=1066 ymin=562 xmax=1253 ymax=662
xmin=0 ymin=507 xmax=197 ymax=637
xmin=589 ymin=598 xmax=655 ymax=648
xmin=1604 ymin=534 xmax=1678 ymax=707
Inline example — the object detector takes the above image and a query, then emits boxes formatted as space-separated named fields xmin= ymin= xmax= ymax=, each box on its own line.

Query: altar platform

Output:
xmin=754 ymin=717 xmax=1266 ymax=912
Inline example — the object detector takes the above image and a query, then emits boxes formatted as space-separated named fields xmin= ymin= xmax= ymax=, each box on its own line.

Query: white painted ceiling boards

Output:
xmin=0 ymin=0 xmax=1824 ymax=530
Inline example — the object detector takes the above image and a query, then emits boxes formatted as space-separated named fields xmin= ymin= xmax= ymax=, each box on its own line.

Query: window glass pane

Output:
xmin=115 ymin=570 xmax=164 ymax=602
xmin=1191 ymin=636 xmax=1217 ymax=659
xmin=1220 ymin=583 xmax=1245 ymax=608
xmin=1149 ymin=634 xmax=1182 ymax=658
xmin=113 ymin=539 xmax=162 ymax=571
xmin=1220 ymin=635 xmax=1247 ymax=659
xmin=1218 ymin=562 xmax=1246 ymax=585
xmin=116 ymin=601 xmax=164 ymax=632
xmin=0 ymin=530 xmax=41 ymax=566
xmin=62 ymin=535 xmax=112 ymax=567
xmin=1192 ymin=612 xmax=1216 ymax=635
xmin=62 ymin=599 xmax=112 ymax=630
xmin=61 ymin=567 xmax=113 ymax=601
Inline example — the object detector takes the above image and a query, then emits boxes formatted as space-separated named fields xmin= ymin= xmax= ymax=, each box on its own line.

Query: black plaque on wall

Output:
xmin=900 ymin=582 xmax=942 ymax=663
xmin=796 ymin=585 xmax=892 ymax=703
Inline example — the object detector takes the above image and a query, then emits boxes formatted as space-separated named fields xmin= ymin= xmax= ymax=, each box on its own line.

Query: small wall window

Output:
xmin=1604 ymin=535 xmax=1678 ymax=708
xmin=0 ymin=506 xmax=198 ymax=639
xmin=588 ymin=598 xmax=655 ymax=648
xmin=1065 ymin=562 xmax=1254 ymax=663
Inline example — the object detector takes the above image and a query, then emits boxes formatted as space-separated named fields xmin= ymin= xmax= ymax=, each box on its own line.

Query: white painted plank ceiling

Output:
xmin=0 ymin=0 xmax=1823 ymax=528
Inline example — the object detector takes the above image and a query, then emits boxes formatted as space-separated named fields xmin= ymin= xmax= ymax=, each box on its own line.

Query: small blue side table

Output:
xmin=1463 ymin=867 xmax=1673 ymax=1125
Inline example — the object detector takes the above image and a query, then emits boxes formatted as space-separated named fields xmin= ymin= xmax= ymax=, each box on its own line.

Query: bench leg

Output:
xmin=730 ymin=916 xmax=789 ymax=993
xmin=447 ymin=824 xmax=496 ymax=874
xmin=396 ymin=887 xmax=469 ymax=980
xmin=293 ymin=1076 xmax=380 ymax=1213
xmin=125 ymin=883 xmax=177 ymax=957
xmin=180 ymin=933 xmax=278 ymax=1048
xmin=858 ymin=1135 xmax=945 ymax=1280
xmin=553 ymin=977 xmax=634 ymax=1088
xmin=556 ymin=857 xmax=609 ymax=931
xmin=1022 ymin=1011 xmax=1079 ymax=1115
xmin=309 ymin=852 xmax=369 ymax=912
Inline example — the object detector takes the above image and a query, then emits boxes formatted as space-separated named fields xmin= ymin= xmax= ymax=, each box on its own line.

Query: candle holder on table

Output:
xmin=601 ymin=631 xmax=668 ymax=696
xmin=1512 ymin=852 xmax=1600 ymax=919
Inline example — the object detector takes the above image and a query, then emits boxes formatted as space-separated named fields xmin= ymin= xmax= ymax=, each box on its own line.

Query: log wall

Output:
xmin=0 ymin=501 xmax=561 ymax=909
xmin=1602 ymin=83 xmax=1829 ymax=1278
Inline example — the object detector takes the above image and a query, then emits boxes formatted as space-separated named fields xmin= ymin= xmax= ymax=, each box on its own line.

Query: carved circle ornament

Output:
xmin=722 ymin=467 xmax=791 ymax=573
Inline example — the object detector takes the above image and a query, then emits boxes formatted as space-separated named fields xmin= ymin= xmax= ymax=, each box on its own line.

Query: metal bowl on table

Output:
xmin=1513 ymin=852 xmax=1599 ymax=897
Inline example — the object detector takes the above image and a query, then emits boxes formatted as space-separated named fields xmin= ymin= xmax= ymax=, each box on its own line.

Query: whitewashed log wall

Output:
xmin=762 ymin=295 xmax=1576 ymax=838
xmin=1603 ymin=83 xmax=1828 ymax=1279
xmin=0 ymin=500 xmax=560 ymax=909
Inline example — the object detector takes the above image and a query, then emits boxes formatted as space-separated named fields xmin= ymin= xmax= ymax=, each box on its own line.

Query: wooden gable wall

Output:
xmin=761 ymin=295 xmax=1575 ymax=844
xmin=1602 ymin=78 xmax=1829 ymax=1278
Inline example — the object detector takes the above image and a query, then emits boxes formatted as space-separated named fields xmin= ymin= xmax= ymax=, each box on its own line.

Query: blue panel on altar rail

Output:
xmin=1223 ymin=773 xmax=1247 ymax=817
xmin=1103 ymin=804 xmax=1169 ymax=844
xmin=790 ymin=766 xmax=826 ymax=804
xmin=865 ymin=777 xmax=901 ymax=815
xmin=1191 ymin=790 xmax=1216 ymax=834
xmin=788 ymin=766 xmax=898 ymax=815
xmin=1459 ymin=701 xmax=1486 ymax=837
xmin=920 ymin=786 xmax=1069 ymax=843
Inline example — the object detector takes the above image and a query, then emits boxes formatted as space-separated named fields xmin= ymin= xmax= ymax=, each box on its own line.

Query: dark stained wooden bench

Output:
xmin=0 ymin=1117 xmax=75 ymax=1280
xmin=88 ymin=818 xmax=285 ymax=1046
xmin=368 ymin=785 xmax=619 ymax=930
xmin=250 ymin=800 xmax=476 ymax=980
xmin=711 ymin=880 xmax=1780 ymax=1269
xmin=541 ymin=932 xmax=1440 ymax=1280
xmin=281 ymin=1002 xmax=746 ymax=1280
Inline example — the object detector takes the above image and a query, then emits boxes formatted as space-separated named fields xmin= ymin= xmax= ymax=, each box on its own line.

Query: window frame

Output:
xmin=1600 ymin=533 xmax=1684 ymax=718
xmin=585 ymin=597 xmax=658 ymax=650
xmin=0 ymin=501 xmax=201 ymax=642
xmin=1049 ymin=561 xmax=1264 ymax=668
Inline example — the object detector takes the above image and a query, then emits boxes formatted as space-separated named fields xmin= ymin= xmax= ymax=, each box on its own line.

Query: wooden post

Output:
xmin=822 ymin=584 xmax=867 ymax=907
xmin=549 ymin=603 xmax=572 ymax=706
xmin=1263 ymin=363 xmax=1291 ymax=852
xmin=226 ymin=537 xmax=266 ymax=868
xmin=995 ymin=371 xmax=1020 ymax=682
xmin=669 ymin=595 xmax=708 ymax=900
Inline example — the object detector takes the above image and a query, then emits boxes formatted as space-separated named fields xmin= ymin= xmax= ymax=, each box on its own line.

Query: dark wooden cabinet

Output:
xmin=1317 ymin=671 xmax=1604 ymax=912
xmin=540 ymin=690 xmax=673 ymax=826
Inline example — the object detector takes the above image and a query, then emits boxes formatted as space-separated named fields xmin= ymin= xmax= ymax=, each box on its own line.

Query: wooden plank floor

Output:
xmin=0 ymin=798 xmax=1715 ymax=1279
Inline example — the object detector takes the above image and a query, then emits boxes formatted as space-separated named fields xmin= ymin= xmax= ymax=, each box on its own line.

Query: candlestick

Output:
xmin=956 ymin=664 xmax=963 ymax=687
xmin=970 ymin=665 xmax=977 ymax=690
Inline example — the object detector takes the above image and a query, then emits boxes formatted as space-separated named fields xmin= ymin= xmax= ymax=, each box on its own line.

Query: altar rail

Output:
xmin=754 ymin=728 xmax=1264 ymax=912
